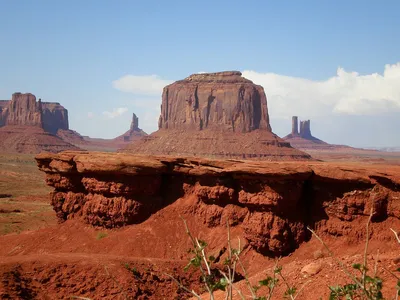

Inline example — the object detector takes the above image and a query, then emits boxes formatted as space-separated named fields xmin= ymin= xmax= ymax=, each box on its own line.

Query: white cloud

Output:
xmin=87 ymin=112 xmax=94 ymax=118
xmin=242 ymin=62 xmax=400 ymax=118
xmin=112 ymin=74 xmax=173 ymax=95
xmin=102 ymin=107 xmax=128 ymax=119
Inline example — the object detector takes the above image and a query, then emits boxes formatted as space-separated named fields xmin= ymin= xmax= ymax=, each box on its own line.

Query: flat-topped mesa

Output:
xmin=42 ymin=101 xmax=69 ymax=134
xmin=0 ymin=93 xmax=78 ymax=154
xmin=182 ymin=71 xmax=253 ymax=84
xmin=0 ymin=93 xmax=69 ymax=134
xmin=122 ymin=72 xmax=311 ymax=160
xmin=158 ymin=71 xmax=271 ymax=132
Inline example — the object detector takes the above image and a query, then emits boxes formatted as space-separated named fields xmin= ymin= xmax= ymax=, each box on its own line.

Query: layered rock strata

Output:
xmin=122 ymin=71 xmax=310 ymax=160
xmin=0 ymin=93 xmax=69 ymax=133
xmin=36 ymin=151 xmax=400 ymax=256
xmin=0 ymin=93 xmax=78 ymax=153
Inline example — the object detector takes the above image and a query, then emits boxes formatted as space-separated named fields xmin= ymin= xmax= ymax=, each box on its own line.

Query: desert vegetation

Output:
xmin=169 ymin=214 xmax=400 ymax=300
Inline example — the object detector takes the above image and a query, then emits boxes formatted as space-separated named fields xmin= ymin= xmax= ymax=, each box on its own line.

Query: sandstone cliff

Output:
xmin=122 ymin=72 xmax=310 ymax=160
xmin=0 ymin=93 xmax=78 ymax=153
xmin=0 ymin=93 xmax=69 ymax=134
xmin=36 ymin=151 xmax=400 ymax=257
xmin=4 ymin=93 xmax=43 ymax=127
xmin=158 ymin=71 xmax=271 ymax=132
xmin=42 ymin=102 xmax=69 ymax=134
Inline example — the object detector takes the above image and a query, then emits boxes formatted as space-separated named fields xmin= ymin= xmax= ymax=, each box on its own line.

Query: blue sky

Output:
xmin=1 ymin=0 xmax=400 ymax=147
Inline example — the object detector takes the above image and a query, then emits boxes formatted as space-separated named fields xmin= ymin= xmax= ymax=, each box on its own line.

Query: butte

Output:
xmin=121 ymin=71 xmax=310 ymax=160
xmin=0 ymin=93 xmax=79 ymax=154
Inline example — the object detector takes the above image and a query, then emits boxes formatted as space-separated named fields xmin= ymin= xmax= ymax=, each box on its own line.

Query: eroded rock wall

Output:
xmin=5 ymin=93 xmax=42 ymax=127
xmin=122 ymin=71 xmax=310 ymax=160
xmin=0 ymin=93 xmax=69 ymax=134
xmin=36 ymin=151 xmax=400 ymax=257
xmin=158 ymin=71 xmax=271 ymax=132
xmin=42 ymin=102 xmax=69 ymax=134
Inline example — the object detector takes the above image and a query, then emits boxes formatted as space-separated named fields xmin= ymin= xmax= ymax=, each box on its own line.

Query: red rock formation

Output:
xmin=0 ymin=100 xmax=9 ymax=127
xmin=0 ymin=93 xmax=69 ymax=134
xmin=36 ymin=151 xmax=400 ymax=257
xmin=158 ymin=71 xmax=271 ymax=132
xmin=283 ymin=116 xmax=371 ymax=154
xmin=291 ymin=116 xmax=299 ymax=135
xmin=299 ymin=120 xmax=312 ymax=139
xmin=284 ymin=116 xmax=332 ymax=150
xmin=114 ymin=113 xmax=147 ymax=142
xmin=41 ymin=102 xmax=69 ymax=134
xmin=5 ymin=93 xmax=43 ymax=127
xmin=0 ymin=93 xmax=78 ymax=153
xmin=58 ymin=112 xmax=148 ymax=152
xmin=122 ymin=72 xmax=310 ymax=160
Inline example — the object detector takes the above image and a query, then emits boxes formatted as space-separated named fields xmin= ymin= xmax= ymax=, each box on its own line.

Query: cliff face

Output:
xmin=0 ymin=93 xmax=69 ymax=134
xmin=299 ymin=120 xmax=312 ymax=139
xmin=159 ymin=71 xmax=271 ymax=132
xmin=0 ymin=100 xmax=8 ymax=127
xmin=0 ymin=93 xmax=78 ymax=153
xmin=36 ymin=151 xmax=400 ymax=257
xmin=122 ymin=72 xmax=310 ymax=160
xmin=42 ymin=102 xmax=69 ymax=134
xmin=4 ymin=93 xmax=43 ymax=127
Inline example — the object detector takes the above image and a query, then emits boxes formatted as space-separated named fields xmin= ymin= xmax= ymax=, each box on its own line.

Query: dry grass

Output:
xmin=0 ymin=153 xmax=56 ymax=235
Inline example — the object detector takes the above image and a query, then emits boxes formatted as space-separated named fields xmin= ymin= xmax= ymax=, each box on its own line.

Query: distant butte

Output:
xmin=283 ymin=116 xmax=328 ymax=148
xmin=114 ymin=113 xmax=147 ymax=142
xmin=121 ymin=71 xmax=311 ymax=160
xmin=59 ymin=112 xmax=148 ymax=151
xmin=283 ymin=116 xmax=367 ymax=153
xmin=0 ymin=93 xmax=79 ymax=154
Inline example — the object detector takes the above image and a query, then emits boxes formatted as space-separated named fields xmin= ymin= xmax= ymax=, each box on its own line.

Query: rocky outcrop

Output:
xmin=36 ymin=151 xmax=400 ymax=256
xmin=122 ymin=72 xmax=310 ymax=160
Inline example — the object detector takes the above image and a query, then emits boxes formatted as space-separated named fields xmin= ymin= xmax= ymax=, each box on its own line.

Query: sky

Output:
xmin=1 ymin=0 xmax=400 ymax=147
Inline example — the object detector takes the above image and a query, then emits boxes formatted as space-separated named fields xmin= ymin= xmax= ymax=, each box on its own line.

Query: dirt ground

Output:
xmin=0 ymin=154 xmax=55 ymax=236
xmin=0 ymin=151 xmax=400 ymax=299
